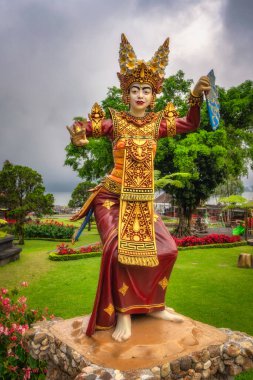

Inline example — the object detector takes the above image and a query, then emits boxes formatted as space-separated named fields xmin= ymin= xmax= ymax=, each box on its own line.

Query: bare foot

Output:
xmin=112 ymin=314 xmax=131 ymax=342
xmin=149 ymin=307 xmax=184 ymax=323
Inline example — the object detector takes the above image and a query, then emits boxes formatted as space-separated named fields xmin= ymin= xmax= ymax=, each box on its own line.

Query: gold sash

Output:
xmin=118 ymin=138 xmax=158 ymax=267
xmin=109 ymin=108 xmax=176 ymax=267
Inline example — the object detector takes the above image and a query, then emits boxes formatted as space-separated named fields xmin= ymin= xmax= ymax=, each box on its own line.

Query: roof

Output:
xmin=154 ymin=193 xmax=172 ymax=203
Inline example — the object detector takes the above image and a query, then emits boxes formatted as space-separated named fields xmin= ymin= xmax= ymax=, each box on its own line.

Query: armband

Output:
xmin=163 ymin=102 xmax=178 ymax=137
xmin=88 ymin=103 xmax=105 ymax=138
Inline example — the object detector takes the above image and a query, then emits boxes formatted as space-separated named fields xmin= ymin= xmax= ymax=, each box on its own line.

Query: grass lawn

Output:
xmin=1 ymin=229 xmax=253 ymax=336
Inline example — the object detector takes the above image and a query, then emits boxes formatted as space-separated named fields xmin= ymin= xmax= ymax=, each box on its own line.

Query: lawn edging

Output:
xmin=49 ymin=251 xmax=102 ymax=261
xmin=25 ymin=238 xmax=72 ymax=242
xmin=48 ymin=241 xmax=248 ymax=260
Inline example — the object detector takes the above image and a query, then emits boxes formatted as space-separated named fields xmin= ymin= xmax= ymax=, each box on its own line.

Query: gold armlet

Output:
xmin=88 ymin=103 xmax=105 ymax=138
xmin=163 ymin=102 xmax=178 ymax=137
xmin=188 ymin=91 xmax=203 ymax=107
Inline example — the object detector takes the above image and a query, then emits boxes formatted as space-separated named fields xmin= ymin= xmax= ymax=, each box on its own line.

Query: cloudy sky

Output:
xmin=0 ymin=0 xmax=252 ymax=202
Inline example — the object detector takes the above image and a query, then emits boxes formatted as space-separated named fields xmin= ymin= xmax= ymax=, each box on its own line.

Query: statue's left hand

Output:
xmin=192 ymin=76 xmax=211 ymax=97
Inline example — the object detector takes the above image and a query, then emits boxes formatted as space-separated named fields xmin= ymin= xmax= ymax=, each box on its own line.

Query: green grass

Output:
xmin=1 ymin=229 xmax=253 ymax=336
xmin=166 ymin=244 xmax=253 ymax=335
xmin=236 ymin=370 xmax=253 ymax=380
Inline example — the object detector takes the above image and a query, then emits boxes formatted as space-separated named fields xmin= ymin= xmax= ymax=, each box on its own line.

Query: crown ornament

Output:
xmin=117 ymin=34 xmax=170 ymax=104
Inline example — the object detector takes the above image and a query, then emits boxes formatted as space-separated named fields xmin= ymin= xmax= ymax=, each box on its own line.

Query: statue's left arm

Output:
xmin=159 ymin=76 xmax=211 ymax=137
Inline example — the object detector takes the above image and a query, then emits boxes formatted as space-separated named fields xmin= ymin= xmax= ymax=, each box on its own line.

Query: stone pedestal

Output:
xmin=24 ymin=315 xmax=253 ymax=380
xmin=0 ymin=234 xmax=21 ymax=266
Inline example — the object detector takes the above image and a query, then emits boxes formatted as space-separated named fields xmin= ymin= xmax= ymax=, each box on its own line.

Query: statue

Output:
xmin=67 ymin=34 xmax=210 ymax=342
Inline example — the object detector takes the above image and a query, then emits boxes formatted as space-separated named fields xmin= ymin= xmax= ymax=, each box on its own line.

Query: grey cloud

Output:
xmin=0 ymin=0 xmax=252 ymax=199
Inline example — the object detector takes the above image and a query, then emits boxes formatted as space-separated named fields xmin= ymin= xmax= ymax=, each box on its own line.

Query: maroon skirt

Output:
xmin=86 ymin=188 xmax=178 ymax=336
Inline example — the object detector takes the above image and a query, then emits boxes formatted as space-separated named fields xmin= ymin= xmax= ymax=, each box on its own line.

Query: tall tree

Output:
xmin=155 ymin=128 xmax=228 ymax=235
xmin=213 ymin=176 xmax=244 ymax=199
xmin=68 ymin=181 xmax=96 ymax=208
xmin=155 ymin=77 xmax=253 ymax=235
xmin=0 ymin=161 xmax=54 ymax=244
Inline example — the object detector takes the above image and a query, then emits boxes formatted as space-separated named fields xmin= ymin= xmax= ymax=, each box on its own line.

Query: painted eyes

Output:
xmin=131 ymin=89 xmax=151 ymax=95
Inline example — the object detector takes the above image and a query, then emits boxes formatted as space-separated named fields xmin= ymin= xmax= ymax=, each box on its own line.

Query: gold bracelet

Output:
xmin=188 ymin=91 xmax=203 ymax=107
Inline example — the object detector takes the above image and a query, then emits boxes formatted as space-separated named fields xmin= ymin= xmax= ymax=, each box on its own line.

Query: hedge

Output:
xmin=49 ymin=251 xmax=102 ymax=261
xmin=178 ymin=241 xmax=247 ymax=251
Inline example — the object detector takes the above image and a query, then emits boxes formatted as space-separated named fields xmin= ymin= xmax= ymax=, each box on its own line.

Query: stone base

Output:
xmin=25 ymin=314 xmax=253 ymax=380
xmin=0 ymin=235 xmax=22 ymax=266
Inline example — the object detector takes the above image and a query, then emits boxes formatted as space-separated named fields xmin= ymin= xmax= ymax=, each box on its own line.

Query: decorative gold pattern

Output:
xmin=108 ymin=109 xmax=163 ymax=267
xmin=117 ymin=111 xmax=157 ymax=126
xmin=96 ymin=324 xmax=114 ymax=330
xmin=115 ymin=303 xmax=165 ymax=313
xmin=118 ymin=34 xmax=170 ymax=103
xmin=110 ymin=109 xmax=163 ymax=141
xmin=163 ymin=102 xmax=178 ymax=137
xmin=188 ymin=92 xmax=203 ymax=107
xmin=154 ymin=214 xmax=159 ymax=222
xmin=159 ymin=277 xmax=168 ymax=290
xmin=88 ymin=103 xmax=105 ymax=138
xmin=118 ymin=282 xmax=129 ymax=296
xmin=104 ymin=303 xmax=115 ymax=316
xmin=103 ymin=176 xmax=121 ymax=194
xmin=102 ymin=200 xmax=115 ymax=210
xmin=121 ymin=139 xmax=154 ymax=201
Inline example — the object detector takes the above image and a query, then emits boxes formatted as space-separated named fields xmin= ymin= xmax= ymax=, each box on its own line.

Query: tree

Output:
xmin=213 ymin=175 xmax=244 ymax=199
xmin=155 ymin=128 xmax=229 ymax=235
xmin=0 ymin=161 xmax=54 ymax=244
xmin=155 ymin=76 xmax=253 ymax=236
xmin=155 ymin=70 xmax=193 ymax=115
xmin=68 ymin=181 xmax=96 ymax=208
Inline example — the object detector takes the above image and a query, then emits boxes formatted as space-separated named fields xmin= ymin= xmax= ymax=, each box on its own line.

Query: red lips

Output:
xmin=136 ymin=101 xmax=145 ymax=105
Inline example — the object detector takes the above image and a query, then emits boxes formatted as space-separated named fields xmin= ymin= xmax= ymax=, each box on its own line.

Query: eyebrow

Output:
xmin=131 ymin=85 xmax=152 ymax=90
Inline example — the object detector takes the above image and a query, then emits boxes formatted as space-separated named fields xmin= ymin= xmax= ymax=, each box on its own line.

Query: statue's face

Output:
xmin=129 ymin=82 xmax=153 ymax=112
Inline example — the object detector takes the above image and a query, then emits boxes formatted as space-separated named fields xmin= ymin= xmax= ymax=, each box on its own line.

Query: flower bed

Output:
xmin=24 ymin=220 xmax=75 ymax=240
xmin=173 ymin=234 xmax=241 ymax=247
xmin=178 ymin=241 xmax=247 ymax=251
xmin=0 ymin=283 xmax=51 ymax=379
xmin=49 ymin=242 xmax=102 ymax=261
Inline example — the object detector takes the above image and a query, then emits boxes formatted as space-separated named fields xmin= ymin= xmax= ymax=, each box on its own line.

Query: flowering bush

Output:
xmin=173 ymin=234 xmax=241 ymax=247
xmin=0 ymin=283 xmax=51 ymax=379
xmin=49 ymin=242 xmax=103 ymax=261
xmin=24 ymin=220 xmax=75 ymax=240
xmin=56 ymin=242 xmax=102 ymax=255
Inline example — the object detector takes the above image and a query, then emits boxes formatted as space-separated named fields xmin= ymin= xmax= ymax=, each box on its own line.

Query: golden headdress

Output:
xmin=118 ymin=34 xmax=170 ymax=104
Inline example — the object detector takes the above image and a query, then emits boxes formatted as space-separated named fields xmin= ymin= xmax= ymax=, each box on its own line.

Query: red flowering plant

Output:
xmin=173 ymin=234 xmax=241 ymax=247
xmin=56 ymin=242 xmax=102 ymax=255
xmin=0 ymin=282 xmax=51 ymax=379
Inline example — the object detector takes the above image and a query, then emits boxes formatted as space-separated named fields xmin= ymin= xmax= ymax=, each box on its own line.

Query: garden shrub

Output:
xmin=173 ymin=234 xmax=241 ymax=247
xmin=49 ymin=242 xmax=102 ymax=261
xmin=0 ymin=283 xmax=51 ymax=379
xmin=24 ymin=220 xmax=75 ymax=240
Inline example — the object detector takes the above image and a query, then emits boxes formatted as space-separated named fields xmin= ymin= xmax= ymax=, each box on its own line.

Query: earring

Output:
xmin=123 ymin=93 xmax=130 ymax=105
xmin=150 ymin=94 xmax=156 ymax=110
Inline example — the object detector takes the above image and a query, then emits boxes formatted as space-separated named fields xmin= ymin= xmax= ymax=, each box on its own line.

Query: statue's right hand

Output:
xmin=66 ymin=121 xmax=89 ymax=146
